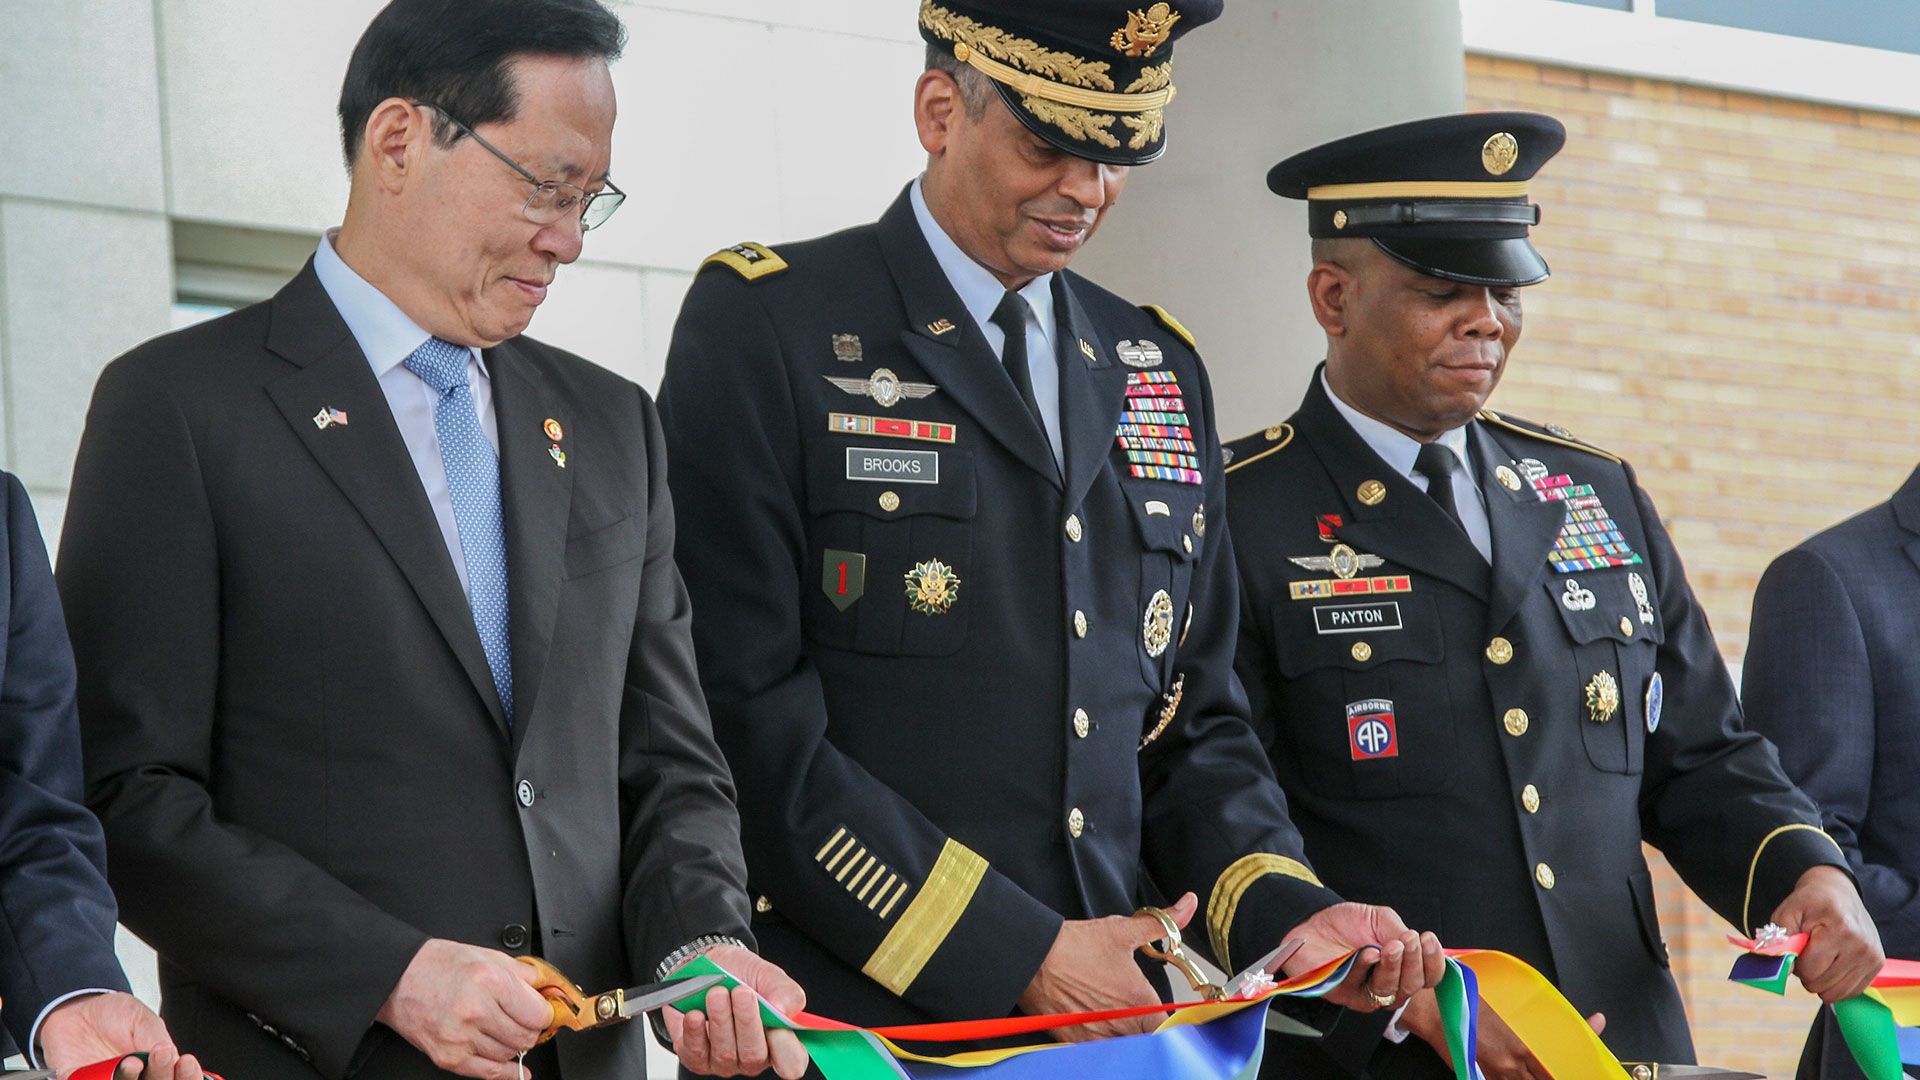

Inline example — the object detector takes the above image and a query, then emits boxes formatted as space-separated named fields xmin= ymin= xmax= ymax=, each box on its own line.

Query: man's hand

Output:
xmin=376 ymin=939 xmax=550 ymax=1080
xmin=1772 ymin=865 xmax=1885 ymax=1002
xmin=38 ymin=992 xmax=203 ymax=1080
xmin=1279 ymin=902 xmax=1443 ymax=1012
xmin=1018 ymin=892 xmax=1201 ymax=1042
xmin=1400 ymin=990 xmax=1604 ymax=1080
xmin=663 ymin=943 xmax=809 ymax=1079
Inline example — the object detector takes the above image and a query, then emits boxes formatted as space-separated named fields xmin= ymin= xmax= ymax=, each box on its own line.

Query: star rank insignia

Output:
xmin=904 ymin=558 xmax=960 ymax=615
xmin=824 ymin=368 xmax=939 ymax=409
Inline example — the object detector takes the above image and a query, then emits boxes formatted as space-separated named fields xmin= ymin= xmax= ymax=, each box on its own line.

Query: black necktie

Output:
xmin=990 ymin=291 xmax=1045 ymax=430
xmin=1414 ymin=442 xmax=1465 ymax=530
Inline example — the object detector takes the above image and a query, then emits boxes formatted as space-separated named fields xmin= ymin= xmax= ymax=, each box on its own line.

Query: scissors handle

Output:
xmin=517 ymin=955 xmax=597 ymax=1044
xmin=1134 ymin=906 xmax=1226 ymax=1001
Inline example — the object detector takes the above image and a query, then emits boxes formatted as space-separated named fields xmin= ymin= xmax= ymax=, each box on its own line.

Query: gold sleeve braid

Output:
xmin=1741 ymin=823 xmax=1845 ymax=934
xmin=862 ymin=838 xmax=988 ymax=995
xmin=1208 ymin=853 xmax=1324 ymax=975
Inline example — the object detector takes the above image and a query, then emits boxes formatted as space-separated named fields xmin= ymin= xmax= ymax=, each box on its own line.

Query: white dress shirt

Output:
xmin=909 ymin=178 xmax=1064 ymax=471
xmin=313 ymin=230 xmax=497 ymax=596
xmin=1323 ymin=371 xmax=1493 ymax=562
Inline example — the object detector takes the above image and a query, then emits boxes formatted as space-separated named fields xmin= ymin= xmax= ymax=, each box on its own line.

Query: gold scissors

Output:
xmin=516 ymin=956 xmax=726 ymax=1044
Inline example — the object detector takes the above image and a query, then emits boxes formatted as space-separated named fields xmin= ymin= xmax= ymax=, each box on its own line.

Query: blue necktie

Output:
xmin=405 ymin=337 xmax=513 ymax=725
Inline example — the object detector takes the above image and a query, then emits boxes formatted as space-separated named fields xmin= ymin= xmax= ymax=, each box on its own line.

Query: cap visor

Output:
xmin=1372 ymin=236 xmax=1549 ymax=288
xmin=990 ymin=80 xmax=1165 ymax=167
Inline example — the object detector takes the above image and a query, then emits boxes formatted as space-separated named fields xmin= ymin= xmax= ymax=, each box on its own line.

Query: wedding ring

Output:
xmin=1367 ymin=988 xmax=1397 ymax=1008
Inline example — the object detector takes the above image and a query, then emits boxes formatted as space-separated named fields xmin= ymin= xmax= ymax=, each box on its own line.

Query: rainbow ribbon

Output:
xmin=663 ymin=947 xmax=1635 ymax=1080
xmin=1728 ymin=926 xmax=1920 ymax=1076
xmin=1728 ymin=933 xmax=1920 ymax=1080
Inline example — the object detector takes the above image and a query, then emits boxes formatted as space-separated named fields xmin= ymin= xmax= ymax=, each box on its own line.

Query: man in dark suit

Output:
xmin=657 ymin=0 xmax=1443 ymax=1053
xmin=0 ymin=471 xmax=202 ymax=1080
xmin=1225 ymin=113 xmax=1884 ymax=1080
xmin=1745 ymin=465 xmax=1920 ymax=1080
xmin=57 ymin=3 xmax=803 ymax=1079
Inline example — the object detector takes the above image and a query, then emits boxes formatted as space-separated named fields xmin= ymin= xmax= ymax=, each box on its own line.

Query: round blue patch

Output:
xmin=1646 ymin=671 xmax=1664 ymax=733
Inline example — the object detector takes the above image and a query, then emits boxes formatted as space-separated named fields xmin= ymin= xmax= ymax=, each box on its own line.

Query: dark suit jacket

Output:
xmin=57 ymin=263 xmax=752 ymax=1080
xmin=0 ymin=471 xmax=130 ymax=1051
xmin=1744 ymin=463 xmax=1920 ymax=1080
xmin=656 ymin=189 xmax=1341 ymax=1033
xmin=1227 ymin=375 xmax=1847 ymax=1078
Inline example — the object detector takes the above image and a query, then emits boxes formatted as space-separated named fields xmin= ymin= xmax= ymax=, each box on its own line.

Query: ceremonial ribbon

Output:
xmin=68 ymin=1053 xmax=227 ymax=1080
xmin=1728 ymin=932 xmax=1920 ymax=1080
xmin=666 ymin=948 xmax=1633 ymax=1080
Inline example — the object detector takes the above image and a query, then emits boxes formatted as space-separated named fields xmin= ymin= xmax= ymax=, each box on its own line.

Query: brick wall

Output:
xmin=1466 ymin=54 xmax=1920 ymax=1077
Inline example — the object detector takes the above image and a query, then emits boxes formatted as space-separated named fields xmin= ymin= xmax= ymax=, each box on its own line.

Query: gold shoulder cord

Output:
xmin=1478 ymin=409 xmax=1623 ymax=465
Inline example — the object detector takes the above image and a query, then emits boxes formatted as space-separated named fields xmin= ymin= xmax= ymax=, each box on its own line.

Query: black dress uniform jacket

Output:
xmin=58 ymin=265 xmax=753 ymax=1080
xmin=1227 ymin=373 xmax=1847 ymax=1075
xmin=657 ymin=189 xmax=1341 ymax=1031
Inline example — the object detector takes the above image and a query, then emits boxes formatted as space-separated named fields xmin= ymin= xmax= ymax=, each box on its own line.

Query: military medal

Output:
xmin=1629 ymin=572 xmax=1655 ymax=624
xmin=824 ymin=368 xmax=939 ymax=408
xmin=1528 ymin=470 xmax=1646 ymax=572
xmin=1586 ymin=670 xmax=1620 ymax=724
xmin=1290 ymin=543 xmax=1384 ymax=580
xmin=1560 ymin=578 xmax=1596 ymax=612
xmin=1142 ymin=589 xmax=1175 ymax=657
xmin=829 ymin=413 xmax=957 ymax=445
xmin=831 ymin=333 xmax=863 ymax=362
xmin=1116 ymin=339 xmax=1165 ymax=368
xmin=1118 ymin=372 xmax=1202 ymax=483
xmin=1289 ymin=575 xmax=1411 ymax=601
xmin=904 ymin=558 xmax=960 ymax=615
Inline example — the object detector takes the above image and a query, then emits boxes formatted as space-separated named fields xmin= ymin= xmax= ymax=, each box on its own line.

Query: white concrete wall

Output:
xmin=0 ymin=0 xmax=1464 ymax=1065
xmin=1073 ymin=0 xmax=1469 ymax=440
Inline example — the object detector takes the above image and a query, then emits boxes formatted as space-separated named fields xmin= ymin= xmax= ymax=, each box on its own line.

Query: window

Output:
xmin=171 ymin=221 xmax=314 ymax=327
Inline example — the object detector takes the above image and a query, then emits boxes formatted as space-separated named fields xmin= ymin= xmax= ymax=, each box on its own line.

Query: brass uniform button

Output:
xmin=1504 ymin=708 xmax=1530 ymax=736
xmin=1620 ymin=616 xmax=1634 ymax=636
xmin=1535 ymin=862 xmax=1556 ymax=889
xmin=879 ymin=491 xmax=900 ymax=512
xmin=1351 ymin=641 xmax=1372 ymax=662
xmin=1073 ymin=610 xmax=1088 ymax=638
xmin=1067 ymin=808 xmax=1086 ymax=838
xmin=1073 ymin=709 xmax=1091 ymax=739
xmin=755 ymin=896 xmax=773 ymax=914
xmin=1487 ymin=637 xmax=1513 ymax=664
xmin=1065 ymin=515 xmax=1084 ymax=542
xmin=1522 ymin=784 xmax=1540 ymax=814
xmin=1357 ymin=479 xmax=1387 ymax=506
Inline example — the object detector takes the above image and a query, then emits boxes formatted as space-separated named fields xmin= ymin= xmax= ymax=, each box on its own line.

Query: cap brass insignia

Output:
xmin=1482 ymin=131 xmax=1520 ymax=176
xmin=824 ymin=368 xmax=940 ymax=409
xmin=904 ymin=558 xmax=961 ymax=615
xmin=1586 ymin=670 xmax=1620 ymax=724
xmin=832 ymin=333 xmax=863 ymax=362
xmin=1495 ymin=463 xmax=1522 ymax=491
xmin=1289 ymin=543 xmax=1384 ymax=581
xmin=1143 ymin=588 xmax=1175 ymax=657
xmin=1112 ymin=3 xmax=1181 ymax=57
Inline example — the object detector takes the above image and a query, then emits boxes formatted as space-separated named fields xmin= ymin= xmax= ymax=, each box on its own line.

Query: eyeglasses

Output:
xmin=412 ymin=101 xmax=625 ymax=231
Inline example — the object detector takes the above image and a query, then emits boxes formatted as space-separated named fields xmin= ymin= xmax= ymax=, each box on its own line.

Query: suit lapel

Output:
xmin=262 ymin=263 xmax=509 ymax=736
xmin=1293 ymin=377 xmax=1490 ymax=600
xmin=876 ymin=190 xmax=1061 ymax=488
xmin=1054 ymin=275 xmax=1129 ymax=512
xmin=489 ymin=341 xmax=573 ymax=755
xmin=1475 ymin=424 xmax=1569 ymax=632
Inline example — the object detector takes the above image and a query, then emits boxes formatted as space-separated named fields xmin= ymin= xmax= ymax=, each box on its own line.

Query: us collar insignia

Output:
xmin=1289 ymin=543 xmax=1383 ymax=580
xmin=312 ymin=406 xmax=349 ymax=429
xmin=1142 ymin=588 xmax=1175 ymax=657
xmin=927 ymin=318 xmax=957 ymax=336
xmin=1112 ymin=3 xmax=1181 ymax=56
xmin=1586 ymin=670 xmax=1620 ymax=724
xmin=832 ymin=333 xmax=863 ymax=362
xmin=1116 ymin=339 xmax=1164 ymax=368
xmin=904 ymin=558 xmax=961 ymax=615
xmin=824 ymin=368 xmax=939 ymax=409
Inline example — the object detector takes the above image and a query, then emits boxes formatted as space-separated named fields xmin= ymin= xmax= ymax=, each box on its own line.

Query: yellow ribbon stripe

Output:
xmin=862 ymin=838 xmax=987 ymax=995
xmin=1207 ymin=853 xmax=1323 ymax=974
xmin=1463 ymin=951 xmax=1631 ymax=1080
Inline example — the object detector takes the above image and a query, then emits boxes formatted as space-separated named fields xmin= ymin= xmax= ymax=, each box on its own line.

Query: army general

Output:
xmin=1224 ymin=113 xmax=1883 ymax=1080
xmin=657 ymin=0 xmax=1442 ymax=1049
